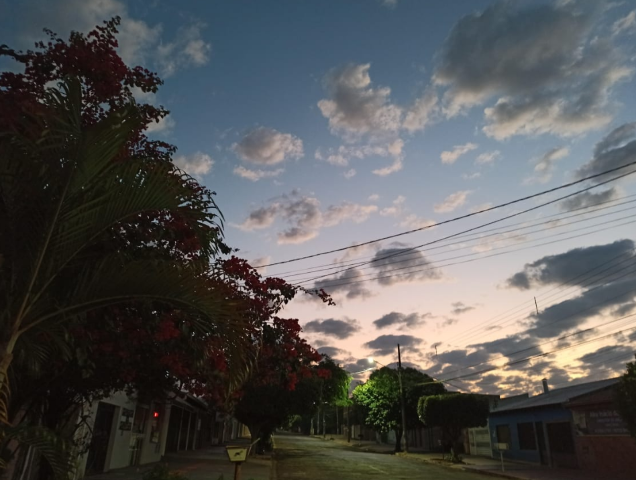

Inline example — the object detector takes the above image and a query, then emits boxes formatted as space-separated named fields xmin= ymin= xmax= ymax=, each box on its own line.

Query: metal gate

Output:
xmin=468 ymin=427 xmax=493 ymax=457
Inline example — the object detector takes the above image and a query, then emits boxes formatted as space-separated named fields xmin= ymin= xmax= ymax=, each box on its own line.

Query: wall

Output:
xmin=575 ymin=435 xmax=636 ymax=474
xmin=488 ymin=407 xmax=573 ymax=464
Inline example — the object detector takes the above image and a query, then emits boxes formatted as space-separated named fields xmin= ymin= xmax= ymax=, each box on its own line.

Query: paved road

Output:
xmin=274 ymin=434 xmax=487 ymax=480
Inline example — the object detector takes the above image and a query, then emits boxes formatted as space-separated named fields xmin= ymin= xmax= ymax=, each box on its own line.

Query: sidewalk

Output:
xmin=89 ymin=438 xmax=273 ymax=480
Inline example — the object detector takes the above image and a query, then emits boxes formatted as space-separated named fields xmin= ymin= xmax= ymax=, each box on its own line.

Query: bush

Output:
xmin=142 ymin=464 xmax=189 ymax=480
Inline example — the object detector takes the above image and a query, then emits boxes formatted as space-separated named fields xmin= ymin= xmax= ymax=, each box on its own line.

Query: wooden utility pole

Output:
xmin=534 ymin=297 xmax=539 ymax=315
xmin=397 ymin=343 xmax=408 ymax=452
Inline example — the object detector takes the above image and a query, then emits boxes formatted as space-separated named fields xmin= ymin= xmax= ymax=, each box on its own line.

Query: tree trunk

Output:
xmin=394 ymin=427 xmax=403 ymax=453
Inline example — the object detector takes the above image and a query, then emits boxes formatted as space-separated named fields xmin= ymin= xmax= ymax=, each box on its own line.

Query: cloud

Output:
xmin=318 ymin=63 xmax=402 ymax=139
xmin=524 ymin=146 xmax=569 ymax=184
xmin=475 ymin=150 xmax=501 ymax=165
xmin=344 ymin=169 xmax=356 ymax=179
xmin=233 ymin=127 xmax=303 ymax=165
xmin=363 ymin=334 xmax=424 ymax=356
xmin=373 ymin=311 xmax=430 ymax=330
xmin=434 ymin=2 xmax=632 ymax=139
xmin=451 ymin=302 xmax=475 ymax=315
xmin=380 ymin=196 xmax=406 ymax=217
xmin=612 ymin=10 xmax=636 ymax=36
xmin=236 ymin=191 xmax=378 ymax=243
xmin=145 ymin=114 xmax=176 ymax=134
xmin=558 ymin=187 xmax=618 ymax=211
xmin=463 ymin=172 xmax=482 ymax=180
xmin=403 ymin=90 xmax=439 ymax=132
xmin=399 ymin=214 xmax=435 ymax=229
xmin=313 ymin=268 xmax=373 ymax=300
xmin=156 ymin=22 xmax=212 ymax=77
xmin=575 ymin=122 xmax=636 ymax=182
xmin=527 ymin=276 xmax=636 ymax=338
xmin=318 ymin=139 xmax=404 ymax=176
xmin=381 ymin=0 xmax=398 ymax=8
xmin=173 ymin=152 xmax=213 ymax=178
xmin=317 ymin=346 xmax=350 ymax=360
xmin=470 ymin=203 xmax=493 ymax=213
xmin=469 ymin=334 xmax=541 ymax=360
xmin=441 ymin=143 xmax=478 ymax=164
xmin=303 ymin=318 xmax=361 ymax=339
xmin=17 ymin=0 xmax=210 ymax=77
xmin=368 ymin=194 xmax=380 ymax=201
xmin=434 ymin=190 xmax=471 ymax=213
xmin=370 ymin=246 xmax=442 ymax=285
xmin=506 ymin=240 xmax=635 ymax=290
xmin=505 ymin=240 xmax=636 ymax=338
xmin=233 ymin=166 xmax=284 ymax=182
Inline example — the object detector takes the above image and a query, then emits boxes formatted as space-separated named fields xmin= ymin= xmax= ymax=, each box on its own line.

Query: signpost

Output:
xmin=225 ymin=444 xmax=251 ymax=480
xmin=496 ymin=443 xmax=509 ymax=472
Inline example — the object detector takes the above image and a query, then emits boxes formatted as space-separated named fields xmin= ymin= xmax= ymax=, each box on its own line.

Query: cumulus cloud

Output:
xmin=451 ymin=302 xmax=475 ymax=315
xmin=558 ymin=188 xmax=618 ymax=211
xmin=318 ymin=139 xmax=404 ymax=176
xmin=313 ymin=268 xmax=373 ymax=300
xmin=434 ymin=2 xmax=632 ymax=139
xmin=575 ymin=122 xmax=636 ymax=182
xmin=506 ymin=240 xmax=635 ymax=290
xmin=373 ymin=311 xmax=430 ymax=330
xmin=304 ymin=318 xmax=361 ymax=339
xmin=403 ymin=90 xmax=439 ymax=132
xmin=380 ymin=196 xmax=406 ymax=217
xmin=434 ymin=190 xmax=471 ymax=213
xmin=17 ymin=0 xmax=211 ymax=77
xmin=399 ymin=214 xmax=435 ymax=229
xmin=344 ymin=169 xmax=356 ymax=179
xmin=173 ymin=152 xmax=213 ymax=178
xmin=524 ymin=146 xmax=569 ymax=184
xmin=441 ymin=143 xmax=478 ymax=164
xmin=318 ymin=63 xmax=403 ymax=138
xmin=317 ymin=346 xmax=350 ymax=360
xmin=475 ymin=150 xmax=501 ymax=165
xmin=233 ymin=127 xmax=303 ymax=165
xmin=156 ymin=22 xmax=212 ymax=77
xmin=145 ymin=114 xmax=176 ymax=134
xmin=505 ymin=240 xmax=636 ymax=338
xmin=233 ymin=166 xmax=284 ymax=182
xmin=236 ymin=191 xmax=378 ymax=244
xmin=364 ymin=334 xmax=424 ymax=356
xmin=370 ymin=246 xmax=442 ymax=285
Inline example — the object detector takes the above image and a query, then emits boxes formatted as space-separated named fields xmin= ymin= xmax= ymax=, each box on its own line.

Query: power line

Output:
xmin=269 ymin=193 xmax=636 ymax=278
xmin=293 ymin=169 xmax=635 ymax=286
xmin=296 ymin=215 xmax=636 ymax=289
xmin=452 ymin=253 xmax=636 ymax=347
xmin=255 ymin=161 xmax=636 ymax=269
xmin=439 ymin=321 xmax=636 ymax=384
xmin=290 ymin=206 xmax=636 ymax=284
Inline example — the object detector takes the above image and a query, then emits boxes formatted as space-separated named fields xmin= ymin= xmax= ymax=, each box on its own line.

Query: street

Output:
xmin=274 ymin=435 xmax=488 ymax=480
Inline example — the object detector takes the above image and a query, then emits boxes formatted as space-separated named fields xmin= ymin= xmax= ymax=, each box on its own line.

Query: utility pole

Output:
xmin=397 ymin=343 xmax=408 ymax=453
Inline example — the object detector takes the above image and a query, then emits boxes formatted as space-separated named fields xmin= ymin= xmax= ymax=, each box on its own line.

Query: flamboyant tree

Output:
xmin=352 ymin=367 xmax=445 ymax=452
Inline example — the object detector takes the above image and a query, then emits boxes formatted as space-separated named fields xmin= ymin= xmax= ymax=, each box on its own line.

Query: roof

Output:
xmin=491 ymin=377 xmax=619 ymax=414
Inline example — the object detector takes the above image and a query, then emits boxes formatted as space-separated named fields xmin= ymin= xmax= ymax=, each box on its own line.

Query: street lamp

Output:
xmin=368 ymin=347 xmax=408 ymax=453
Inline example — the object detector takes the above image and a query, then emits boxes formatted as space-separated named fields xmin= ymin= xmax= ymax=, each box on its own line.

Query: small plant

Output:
xmin=142 ymin=464 xmax=189 ymax=480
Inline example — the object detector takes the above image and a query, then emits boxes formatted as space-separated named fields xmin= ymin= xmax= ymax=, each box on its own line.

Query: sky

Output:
xmin=3 ymin=0 xmax=636 ymax=397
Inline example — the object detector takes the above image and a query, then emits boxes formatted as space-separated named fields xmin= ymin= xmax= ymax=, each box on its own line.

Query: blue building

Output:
xmin=488 ymin=378 xmax=619 ymax=469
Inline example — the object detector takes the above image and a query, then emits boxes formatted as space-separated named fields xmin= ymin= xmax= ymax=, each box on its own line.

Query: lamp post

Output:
xmin=368 ymin=344 xmax=408 ymax=453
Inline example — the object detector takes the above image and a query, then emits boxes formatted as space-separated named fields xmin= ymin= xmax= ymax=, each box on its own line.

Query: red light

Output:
xmin=153 ymin=412 xmax=159 ymax=418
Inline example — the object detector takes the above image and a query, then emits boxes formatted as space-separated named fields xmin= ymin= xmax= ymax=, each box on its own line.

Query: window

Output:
xmin=517 ymin=422 xmax=537 ymax=450
xmin=496 ymin=424 xmax=511 ymax=445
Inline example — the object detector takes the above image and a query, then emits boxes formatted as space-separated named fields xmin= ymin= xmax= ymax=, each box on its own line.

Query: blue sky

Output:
xmin=3 ymin=0 xmax=636 ymax=395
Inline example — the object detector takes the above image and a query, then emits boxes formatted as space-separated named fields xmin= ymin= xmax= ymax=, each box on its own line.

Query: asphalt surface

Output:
xmin=274 ymin=434 xmax=489 ymax=480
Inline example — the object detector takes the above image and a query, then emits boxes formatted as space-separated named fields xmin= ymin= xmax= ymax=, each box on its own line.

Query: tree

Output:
xmin=418 ymin=393 xmax=490 ymax=457
xmin=616 ymin=354 xmax=636 ymax=438
xmin=352 ymin=367 xmax=445 ymax=452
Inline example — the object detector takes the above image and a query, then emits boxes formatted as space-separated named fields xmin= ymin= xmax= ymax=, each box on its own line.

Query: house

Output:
xmin=566 ymin=382 xmax=636 ymax=475
xmin=488 ymin=377 xmax=620 ymax=469
xmin=76 ymin=391 xmax=246 ymax=477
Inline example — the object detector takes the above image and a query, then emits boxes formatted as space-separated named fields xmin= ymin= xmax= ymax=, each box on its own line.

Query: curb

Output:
xmin=460 ymin=466 xmax=529 ymax=480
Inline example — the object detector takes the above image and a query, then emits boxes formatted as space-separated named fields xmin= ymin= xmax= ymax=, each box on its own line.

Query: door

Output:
xmin=85 ymin=403 xmax=116 ymax=475
xmin=535 ymin=421 xmax=548 ymax=465
xmin=546 ymin=422 xmax=577 ymax=468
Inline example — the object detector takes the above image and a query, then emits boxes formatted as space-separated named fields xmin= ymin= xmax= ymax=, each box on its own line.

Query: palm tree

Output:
xmin=0 ymin=77 xmax=249 ymax=477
